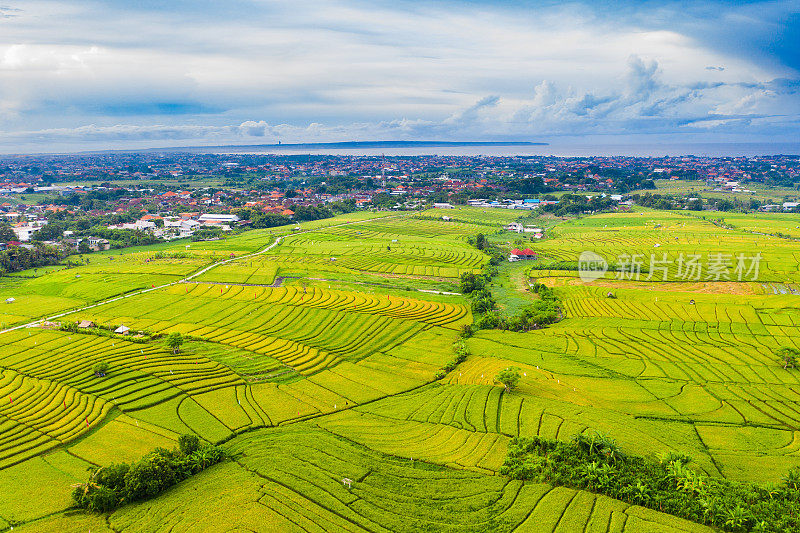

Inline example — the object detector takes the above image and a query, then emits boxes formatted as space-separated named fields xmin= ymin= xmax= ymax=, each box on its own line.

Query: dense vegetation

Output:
xmin=541 ymin=193 xmax=616 ymax=216
xmin=72 ymin=435 xmax=225 ymax=512
xmin=462 ymin=267 xmax=561 ymax=331
xmin=0 ymin=242 xmax=64 ymax=276
xmin=501 ymin=434 xmax=800 ymax=532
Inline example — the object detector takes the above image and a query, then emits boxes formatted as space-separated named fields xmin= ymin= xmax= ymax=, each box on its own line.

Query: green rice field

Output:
xmin=1 ymin=206 xmax=798 ymax=532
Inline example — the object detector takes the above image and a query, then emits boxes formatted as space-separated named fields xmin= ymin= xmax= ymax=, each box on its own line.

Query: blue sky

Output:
xmin=0 ymin=0 xmax=798 ymax=152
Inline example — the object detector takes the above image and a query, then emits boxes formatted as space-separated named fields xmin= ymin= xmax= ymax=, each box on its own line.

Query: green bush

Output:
xmin=501 ymin=433 xmax=800 ymax=532
xmin=178 ymin=434 xmax=201 ymax=455
xmin=92 ymin=361 xmax=109 ymax=377
xmin=72 ymin=435 xmax=225 ymax=512
xmin=495 ymin=367 xmax=521 ymax=391
xmin=459 ymin=272 xmax=486 ymax=294
xmin=123 ymin=450 xmax=179 ymax=501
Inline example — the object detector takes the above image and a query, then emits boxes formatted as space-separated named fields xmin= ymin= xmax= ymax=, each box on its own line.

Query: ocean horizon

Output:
xmin=208 ymin=141 xmax=800 ymax=158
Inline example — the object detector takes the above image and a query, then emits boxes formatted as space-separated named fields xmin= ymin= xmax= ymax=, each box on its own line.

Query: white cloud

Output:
xmin=0 ymin=0 xmax=796 ymax=150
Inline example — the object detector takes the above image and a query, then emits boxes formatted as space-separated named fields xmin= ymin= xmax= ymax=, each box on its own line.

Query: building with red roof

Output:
xmin=509 ymin=248 xmax=538 ymax=262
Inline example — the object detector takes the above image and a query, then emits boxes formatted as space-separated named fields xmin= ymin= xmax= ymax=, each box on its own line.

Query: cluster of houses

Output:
xmin=761 ymin=202 xmax=800 ymax=212
xmin=467 ymin=198 xmax=559 ymax=210
xmin=0 ymin=202 xmax=243 ymax=251
xmin=503 ymin=222 xmax=544 ymax=238
xmin=107 ymin=213 xmax=240 ymax=239
xmin=77 ymin=320 xmax=132 ymax=336
xmin=433 ymin=198 xmax=563 ymax=210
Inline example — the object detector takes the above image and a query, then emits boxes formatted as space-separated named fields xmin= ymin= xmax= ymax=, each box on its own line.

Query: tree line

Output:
xmin=501 ymin=433 xmax=800 ymax=532
xmin=72 ymin=435 xmax=225 ymax=512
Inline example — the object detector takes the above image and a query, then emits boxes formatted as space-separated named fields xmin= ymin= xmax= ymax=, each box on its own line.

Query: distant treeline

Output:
xmin=236 ymin=200 xmax=356 ymax=229
xmin=0 ymin=243 xmax=65 ymax=276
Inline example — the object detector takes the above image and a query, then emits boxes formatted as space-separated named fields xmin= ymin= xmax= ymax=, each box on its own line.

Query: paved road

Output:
xmin=0 ymin=214 xmax=408 ymax=335
xmin=0 ymin=236 xmax=283 ymax=335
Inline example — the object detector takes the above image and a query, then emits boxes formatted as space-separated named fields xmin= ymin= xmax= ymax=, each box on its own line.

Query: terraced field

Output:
xmin=1 ymin=207 xmax=797 ymax=532
xmin=15 ymin=427 xmax=713 ymax=533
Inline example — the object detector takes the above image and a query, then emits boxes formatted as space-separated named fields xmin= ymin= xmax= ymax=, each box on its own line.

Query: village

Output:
xmin=0 ymin=152 xmax=798 ymax=253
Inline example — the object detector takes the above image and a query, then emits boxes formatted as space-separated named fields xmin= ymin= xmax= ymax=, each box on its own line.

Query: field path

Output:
xmin=182 ymin=276 xmax=461 ymax=296
xmin=0 ymin=214 xmax=402 ymax=335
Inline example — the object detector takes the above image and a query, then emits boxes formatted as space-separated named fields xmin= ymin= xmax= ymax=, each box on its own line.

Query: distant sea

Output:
xmin=183 ymin=141 xmax=800 ymax=158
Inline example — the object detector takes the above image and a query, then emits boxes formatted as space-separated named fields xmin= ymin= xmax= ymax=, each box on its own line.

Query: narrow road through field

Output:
xmin=0 ymin=237 xmax=283 ymax=334
xmin=0 ymin=214 xmax=406 ymax=335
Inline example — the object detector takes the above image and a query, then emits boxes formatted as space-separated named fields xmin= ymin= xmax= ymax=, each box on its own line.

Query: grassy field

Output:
xmin=630 ymin=179 xmax=800 ymax=202
xmin=1 ymin=206 xmax=798 ymax=531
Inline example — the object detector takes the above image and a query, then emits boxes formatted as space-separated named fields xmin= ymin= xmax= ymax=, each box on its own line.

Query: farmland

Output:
xmin=631 ymin=179 xmax=800 ymax=203
xmin=1 ymin=206 xmax=798 ymax=532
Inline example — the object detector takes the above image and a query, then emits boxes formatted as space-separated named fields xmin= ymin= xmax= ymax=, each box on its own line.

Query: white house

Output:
xmin=198 ymin=214 xmax=240 ymax=223
xmin=134 ymin=219 xmax=156 ymax=231
xmin=179 ymin=219 xmax=200 ymax=237
xmin=87 ymin=237 xmax=111 ymax=251
xmin=12 ymin=225 xmax=41 ymax=241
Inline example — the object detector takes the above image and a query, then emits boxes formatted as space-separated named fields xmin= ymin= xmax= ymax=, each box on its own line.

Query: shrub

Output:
xmin=459 ymin=272 xmax=485 ymax=294
xmin=72 ymin=435 xmax=225 ymax=512
xmin=475 ymin=311 xmax=502 ymax=329
xmin=178 ymin=434 xmax=201 ymax=455
xmin=495 ymin=367 xmax=521 ymax=392
xmin=92 ymin=361 xmax=109 ymax=377
xmin=501 ymin=433 xmax=800 ymax=532
xmin=123 ymin=450 xmax=179 ymax=501
xmin=471 ymin=295 xmax=496 ymax=314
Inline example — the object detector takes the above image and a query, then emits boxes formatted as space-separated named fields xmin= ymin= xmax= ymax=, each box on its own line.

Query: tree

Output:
xmin=471 ymin=295 xmax=496 ymax=314
xmin=123 ymin=451 xmax=178 ymax=501
xmin=777 ymin=347 xmax=799 ymax=369
xmin=475 ymin=233 xmax=487 ymax=250
xmin=687 ymin=198 xmax=703 ymax=211
xmin=165 ymin=332 xmax=184 ymax=354
xmin=0 ymin=224 xmax=14 ymax=242
xmin=92 ymin=361 xmax=109 ymax=377
xmin=459 ymin=272 xmax=485 ymax=294
xmin=495 ymin=367 xmax=521 ymax=392
xmin=178 ymin=434 xmax=200 ymax=455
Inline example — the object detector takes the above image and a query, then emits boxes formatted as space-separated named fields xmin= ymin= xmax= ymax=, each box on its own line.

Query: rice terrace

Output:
xmin=0 ymin=203 xmax=798 ymax=532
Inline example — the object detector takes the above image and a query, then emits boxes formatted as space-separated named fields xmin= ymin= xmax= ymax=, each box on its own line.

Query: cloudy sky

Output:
xmin=0 ymin=0 xmax=798 ymax=152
